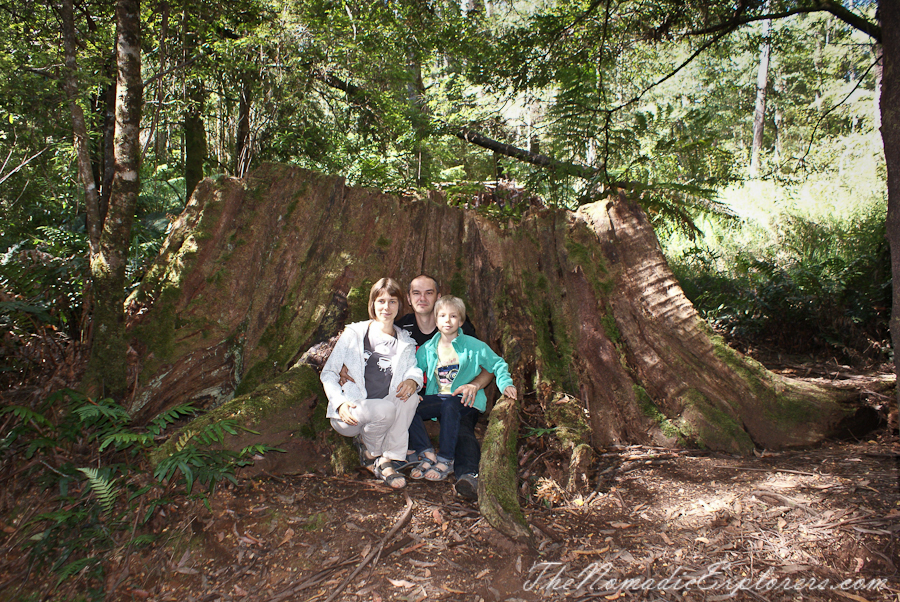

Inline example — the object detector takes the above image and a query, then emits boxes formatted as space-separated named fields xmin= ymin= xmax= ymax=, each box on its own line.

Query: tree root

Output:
xmin=479 ymin=396 xmax=535 ymax=547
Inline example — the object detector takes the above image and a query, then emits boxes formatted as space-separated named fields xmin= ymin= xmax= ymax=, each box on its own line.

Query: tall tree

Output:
xmin=59 ymin=0 xmax=102 ymax=253
xmin=84 ymin=0 xmax=142 ymax=396
xmin=182 ymin=0 xmax=206 ymax=199
xmin=881 ymin=0 xmax=900 ymax=419
xmin=749 ymin=18 xmax=772 ymax=177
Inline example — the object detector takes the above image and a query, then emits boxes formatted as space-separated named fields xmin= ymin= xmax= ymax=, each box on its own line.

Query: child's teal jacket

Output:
xmin=416 ymin=333 xmax=514 ymax=412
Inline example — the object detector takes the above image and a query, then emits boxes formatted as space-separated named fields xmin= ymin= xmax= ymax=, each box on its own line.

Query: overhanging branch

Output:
xmin=687 ymin=1 xmax=880 ymax=43
xmin=453 ymin=128 xmax=599 ymax=180
xmin=310 ymin=67 xmax=609 ymax=185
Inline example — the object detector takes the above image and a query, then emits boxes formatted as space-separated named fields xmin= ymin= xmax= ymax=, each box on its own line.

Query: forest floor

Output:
xmin=1 ymin=358 xmax=899 ymax=602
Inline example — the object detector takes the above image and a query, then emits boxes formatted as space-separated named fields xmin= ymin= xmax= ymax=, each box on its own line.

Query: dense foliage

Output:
xmin=0 ymin=0 xmax=888 ymax=594
xmin=0 ymin=0 xmax=886 ymax=382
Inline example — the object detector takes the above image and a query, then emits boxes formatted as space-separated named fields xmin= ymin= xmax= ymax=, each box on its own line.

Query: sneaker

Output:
xmin=454 ymin=473 xmax=478 ymax=500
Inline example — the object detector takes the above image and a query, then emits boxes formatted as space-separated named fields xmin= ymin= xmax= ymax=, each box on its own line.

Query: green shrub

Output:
xmin=666 ymin=199 xmax=889 ymax=364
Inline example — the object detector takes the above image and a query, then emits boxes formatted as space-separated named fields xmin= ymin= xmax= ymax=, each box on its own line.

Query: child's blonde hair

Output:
xmin=434 ymin=295 xmax=466 ymax=322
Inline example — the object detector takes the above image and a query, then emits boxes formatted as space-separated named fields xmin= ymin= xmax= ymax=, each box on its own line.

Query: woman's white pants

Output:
xmin=330 ymin=393 xmax=418 ymax=462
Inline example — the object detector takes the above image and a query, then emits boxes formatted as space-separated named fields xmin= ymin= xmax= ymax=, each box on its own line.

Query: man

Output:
xmin=341 ymin=274 xmax=493 ymax=499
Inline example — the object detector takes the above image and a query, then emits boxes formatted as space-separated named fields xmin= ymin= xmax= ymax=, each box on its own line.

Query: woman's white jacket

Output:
xmin=320 ymin=320 xmax=423 ymax=419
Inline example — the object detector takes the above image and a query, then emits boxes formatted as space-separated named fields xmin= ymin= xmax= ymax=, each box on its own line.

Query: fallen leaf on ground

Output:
xmin=573 ymin=546 xmax=610 ymax=555
xmin=388 ymin=578 xmax=416 ymax=588
xmin=279 ymin=527 xmax=294 ymax=546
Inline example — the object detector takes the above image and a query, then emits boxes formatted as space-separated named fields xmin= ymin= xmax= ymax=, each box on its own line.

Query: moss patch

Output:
xmin=634 ymin=385 xmax=690 ymax=444
xmin=346 ymin=280 xmax=372 ymax=323
xmin=690 ymin=400 xmax=755 ymax=454
xmin=523 ymin=272 xmax=577 ymax=393
xmin=449 ymin=270 xmax=467 ymax=299
xmin=545 ymin=393 xmax=591 ymax=450
xmin=564 ymin=234 xmax=613 ymax=297
xmin=151 ymin=365 xmax=324 ymax=465
xmin=482 ymin=401 xmax=527 ymax=526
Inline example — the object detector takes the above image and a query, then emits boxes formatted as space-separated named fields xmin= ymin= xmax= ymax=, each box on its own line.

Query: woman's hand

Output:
xmin=338 ymin=401 xmax=358 ymax=425
xmin=454 ymin=383 xmax=479 ymax=407
xmin=396 ymin=379 xmax=418 ymax=401
xmin=503 ymin=386 xmax=518 ymax=400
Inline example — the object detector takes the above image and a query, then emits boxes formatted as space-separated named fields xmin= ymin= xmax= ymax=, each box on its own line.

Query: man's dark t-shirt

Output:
xmin=396 ymin=313 xmax=476 ymax=347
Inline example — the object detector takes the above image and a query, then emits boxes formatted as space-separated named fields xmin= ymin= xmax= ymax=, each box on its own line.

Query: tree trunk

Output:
xmin=84 ymin=0 xmax=142 ymax=397
xmin=99 ymin=55 xmax=118 ymax=224
xmin=143 ymin=0 xmax=169 ymax=166
xmin=749 ymin=18 xmax=771 ymax=178
xmin=183 ymin=1 xmax=206 ymax=199
xmin=60 ymin=0 xmax=101 ymax=254
xmin=234 ymin=71 xmax=253 ymax=178
xmin=184 ymin=81 xmax=206 ymax=198
xmin=479 ymin=395 xmax=534 ymax=546
xmin=880 ymin=0 xmax=900 ymax=420
xmin=125 ymin=164 xmax=863 ymax=535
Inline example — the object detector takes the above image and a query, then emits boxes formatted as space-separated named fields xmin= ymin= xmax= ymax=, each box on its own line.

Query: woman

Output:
xmin=320 ymin=278 xmax=422 ymax=489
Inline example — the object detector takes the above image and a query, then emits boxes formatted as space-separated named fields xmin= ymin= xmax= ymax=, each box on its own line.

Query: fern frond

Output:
xmin=74 ymin=400 xmax=131 ymax=426
xmin=148 ymin=404 xmax=198 ymax=436
xmin=99 ymin=432 xmax=153 ymax=452
xmin=55 ymin=557 xmax=100 ymax=585
xmin=0 ymin=405 xmax=51 ymax=428
xmin=77 ymin=467 xmax=118 ymax=517
xmin=175 ymin=430 xmax=196 ymax=451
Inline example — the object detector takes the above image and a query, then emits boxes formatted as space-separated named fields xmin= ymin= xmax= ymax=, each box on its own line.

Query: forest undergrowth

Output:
xmin=662 ymin=172 xmax=890 ymax=368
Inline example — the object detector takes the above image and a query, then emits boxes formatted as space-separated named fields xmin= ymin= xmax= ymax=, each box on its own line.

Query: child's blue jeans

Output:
xmin=408 ymin=394 xmax=481 ymax=463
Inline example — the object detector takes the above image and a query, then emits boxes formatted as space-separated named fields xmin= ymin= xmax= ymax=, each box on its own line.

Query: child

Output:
xmin=409 ymin=296 xmax=517 ymax=481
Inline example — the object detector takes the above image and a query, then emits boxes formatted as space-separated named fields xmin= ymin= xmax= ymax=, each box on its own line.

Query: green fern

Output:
xmin=74 ymin=400 xmax=131 ymax=426
xmin=194 ymin=420 xmax=241 ymax=445
xmin=147 ymin=404 xmax=198 ymax=436
xmin=0 ymin=404 xmax=52 ymax=428
xmin=54 ymin=557 xmax=101 ymax=585
xmin=99 ymin=432 xmax=153 ymax=452
xmin=174 ymin=419 xmax=258 ymax=448
xmin=77 ymin=467 xmax=118 ymax=518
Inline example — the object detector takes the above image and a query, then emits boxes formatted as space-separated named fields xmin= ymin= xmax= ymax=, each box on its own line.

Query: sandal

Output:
xmin=410 ymin=451 xmax=436 ymax=480
xmin=423 ymin=459 xmax=454 ymax=482
xmin=393 ymin=450 xmax=421 ymax=472
xmin=375 ymin=458 xmax=406 ymax=489
xmin=411 ymin=452 xmax=454 ymax=481
xmin=353 ymin=436 xmax=376 ymax=470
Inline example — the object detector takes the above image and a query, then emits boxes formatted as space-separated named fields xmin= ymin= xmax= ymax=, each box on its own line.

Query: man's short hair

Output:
xmin=434 ymin=295 xmax=466 ymax=322
xmin=368 ymin=277 xmax=403 ymax=320
xmin=409 ymin=273 xmax=440 ymax=295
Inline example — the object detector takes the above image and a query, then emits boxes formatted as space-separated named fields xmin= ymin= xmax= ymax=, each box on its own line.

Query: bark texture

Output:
xmin=881 ymin=0 xmax=900 ymax=416
xmin=127 ymin=163 xmax=854 ymax=447
xmin=84 ymin=0 xmax=142 ymax=397
xmin=125 ymin=163 xmax=861 ymax=538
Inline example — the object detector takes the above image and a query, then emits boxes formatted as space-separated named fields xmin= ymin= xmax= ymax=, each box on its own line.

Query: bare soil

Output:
xmin=1 ymin=365 xmax=898 ymax=602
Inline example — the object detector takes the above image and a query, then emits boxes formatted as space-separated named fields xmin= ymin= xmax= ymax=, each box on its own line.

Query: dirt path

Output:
xmin=1 ymin=360 xmax=897 ymax=602
xmin=75 ymin=429 xmax=895 ymax=602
